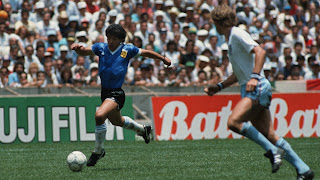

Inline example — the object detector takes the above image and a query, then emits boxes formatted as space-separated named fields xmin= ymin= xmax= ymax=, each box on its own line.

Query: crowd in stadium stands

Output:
xmin=0 ymin=0 xmax=319 ymax=88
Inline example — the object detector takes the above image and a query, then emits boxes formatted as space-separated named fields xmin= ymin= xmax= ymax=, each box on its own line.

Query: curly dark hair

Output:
xmin=105 ymin=24 xmax=127 ymax=42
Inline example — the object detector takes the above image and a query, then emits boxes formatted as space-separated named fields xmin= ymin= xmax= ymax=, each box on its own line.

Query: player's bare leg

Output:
xmin=227 ymin=97 xmax=283 ymax=173
xmin=87 ymin=99 xmax=116 ymax=166
xmin=107 ymin=108 xmax=152 ymax=144
xmin=252 ymin=109 xmax=314 ymax=180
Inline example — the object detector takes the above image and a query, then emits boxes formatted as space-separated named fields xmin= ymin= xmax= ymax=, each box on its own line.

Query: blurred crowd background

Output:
xmin=0 ymin=0 xmax=319 ymax=88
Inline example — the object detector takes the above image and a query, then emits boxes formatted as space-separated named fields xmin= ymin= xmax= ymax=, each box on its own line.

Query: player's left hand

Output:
xmin=163 ymin=57 xmax=171 ymax=66
xmin=246 ymin=78 xmax=258 ymax=92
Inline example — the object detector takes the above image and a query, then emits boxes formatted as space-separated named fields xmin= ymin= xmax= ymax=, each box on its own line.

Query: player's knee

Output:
xmin=227 ymin=118 xmax=241 ymax=133
xmin=109 ymin=120 xmax=122 ymax=126
xmin=95 ymin=111 xmax=105 ymax=124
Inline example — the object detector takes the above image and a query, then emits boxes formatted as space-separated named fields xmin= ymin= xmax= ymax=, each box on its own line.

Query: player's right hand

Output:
xmin=204 ymin=85 xmax=219 ymax=96
xmin=70 ymin=43 xmax=83 ymax=51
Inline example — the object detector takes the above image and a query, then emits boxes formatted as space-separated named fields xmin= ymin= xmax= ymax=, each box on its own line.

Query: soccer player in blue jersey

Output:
xmin=204 ymin=5 xmax=314 ymax=180
xmin=71 ymin=24 xmax=171 ymax=166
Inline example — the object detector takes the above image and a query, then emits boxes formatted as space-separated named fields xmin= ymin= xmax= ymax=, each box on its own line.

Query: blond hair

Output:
xmin=211 ymin=4 xmax=238 ymax=27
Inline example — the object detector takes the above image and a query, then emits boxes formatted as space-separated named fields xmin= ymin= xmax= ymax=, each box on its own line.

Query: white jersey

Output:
xmin=228 ymin=27 xmax=259 ymax=85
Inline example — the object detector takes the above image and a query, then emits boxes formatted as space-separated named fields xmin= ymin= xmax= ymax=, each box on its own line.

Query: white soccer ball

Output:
xmin=67 ymin=151 xmax=87 ymax=172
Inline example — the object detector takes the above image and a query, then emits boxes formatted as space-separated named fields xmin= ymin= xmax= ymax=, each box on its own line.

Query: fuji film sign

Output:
xmin=151 ymin=93 xmax=320 ymax=141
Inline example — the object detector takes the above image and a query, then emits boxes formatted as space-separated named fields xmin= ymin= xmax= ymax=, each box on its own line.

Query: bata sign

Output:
xmin=151 ymin=93 xmax=320 ymax=140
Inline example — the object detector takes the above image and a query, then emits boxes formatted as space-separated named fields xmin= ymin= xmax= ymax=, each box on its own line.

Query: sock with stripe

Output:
xmin=94 ymin=122 xmax=107 ymax=154
xmin=122 ymin=116 xmax=145 ymax=135
xmin=275 ymin=138 xmax=310 ymax=174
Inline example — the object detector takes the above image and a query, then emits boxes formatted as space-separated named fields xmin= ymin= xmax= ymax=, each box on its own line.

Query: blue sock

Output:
xmin=275 ymin=138 xmax=310 ymax=174
xmin=240 ymin=122 xmax=278 ymax=154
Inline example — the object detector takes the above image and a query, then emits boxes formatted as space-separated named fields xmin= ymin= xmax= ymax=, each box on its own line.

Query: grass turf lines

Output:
xmin=0 ymin=138 xmax=319 ymax=180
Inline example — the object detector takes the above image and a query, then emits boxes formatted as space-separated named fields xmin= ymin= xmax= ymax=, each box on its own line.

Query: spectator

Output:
xmin=8 ymin=61 xmax=24 ymax=87
xmin=19 ymin=71 xmax=30 ymax=87
xmin=131 ymin=36 xmax=143 ymax=48
xmin=36 ymin=11 xmax=62 ymax=41
xmin=59 ymin=45 xmax=69 ymax=61
xmin=60 ymin=67 xmax=73 ymax=87
xmin=301 ymin=26 xmax=313 ymax=53
xmin=15 ymin=9 xmax=37 ymax=35
xmin=157 ymin=69 xmax=169 ymax=86
xmin=278 ymin=46 xmax=293 ymax=69
xmin=193 ymin=55 xmax=210 ymax=81
xmin=306 ymin=45 xmax=320 ymax=62
xmin=287 ymin=64 xmax=304 ymax=80
xmin=131 ymin=70 xmax=146 ymax=86
xmin=205 ymin=35 xmax=221 ymax=58
xmin=1 ymin=55 xmax=11 ymax=73
xmin=30 ymin=1 xmax=45 ymax=23
xmin=193 ymin=70 xmax=208 ymax=86
xmin=43 ymin=60 xmax=59 ymax=87
xmin=54 ymin=59 xmax=64 ymax=84
xmin=284 ymin=25 xmax=306 ymax=52
xmin=57 ymin=11 xmax=70 ymax=38
xmin=26 ymin=62 xmax=39 ymax=83
xmin=296 ymin=55 xmax=309 ymax=76
xmin=180 ymin=40 xmax=197 ymax=66
xmin=291 ymin=42 xmax=305 ymax=63
xmin=189 ymin=27 xmax=205 ymax=54
xmin=237 ymin=4 xmax=256 ymax=26
xmin=304 ymin=61 xmax=320 ymax=80
xmin=0 ymin=66 xmax=9 ymax=87
xmin=134 ymin=21 xmax=150 ymax=47
xmin=280 ymin=55 xmax=294 ymax=79
xmin=90 ymin=20 xmax=105 ymax=42
xmin=34 ymin=71 xmax=46 ymax=88
xmin=54 ymin=0 xmax=80 ymax=18
xmin=175 ymin=67 xmax=190 ymax=87
xmin=16 ymin=26 xmax=32 ymax=48
xmin=85 ymin=62 xmax=101 ymax=87
xmin=147 ymin=33 xmax=160 ymax=53
xmin=78 ymin=2 xmax=93 ymax=24
xmin=140 ymin=63 xmax=159 ymax=86
xmin=263 ymin=10 xmax=279 ymax=38
xmin=154 ymin=28 xmax=169 ymax=54
xmin=220 ymin=55 xmax=233 ymax=80
xmin=0 ymin=22 xmax=9 ymax=48
xmin=164 ymin=40 xmax=180 ymax=69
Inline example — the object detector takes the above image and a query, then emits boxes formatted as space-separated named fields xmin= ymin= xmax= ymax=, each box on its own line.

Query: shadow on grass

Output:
xmin=95 ymin=167 xmax=124 ymax=172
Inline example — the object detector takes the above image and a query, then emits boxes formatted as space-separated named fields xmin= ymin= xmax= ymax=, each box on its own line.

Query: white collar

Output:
xmin=108 ymin=44 xmax=123 ymax=55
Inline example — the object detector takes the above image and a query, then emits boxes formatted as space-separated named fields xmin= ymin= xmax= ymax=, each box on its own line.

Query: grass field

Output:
xmin=0 ymin=138 xmax=319 ymax=180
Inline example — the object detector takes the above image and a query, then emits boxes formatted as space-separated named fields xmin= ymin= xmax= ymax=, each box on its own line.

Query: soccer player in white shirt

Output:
xmin=204 ymin=5 xmax=314 ymax=180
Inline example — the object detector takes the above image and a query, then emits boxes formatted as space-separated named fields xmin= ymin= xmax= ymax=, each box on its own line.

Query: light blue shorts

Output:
xmin=240 ymin=77 xmax=272 ymax=108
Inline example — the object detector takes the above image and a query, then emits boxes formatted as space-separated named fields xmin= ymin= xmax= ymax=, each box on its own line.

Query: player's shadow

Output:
xmin=97 ymin=167 xmax=124 ymax=171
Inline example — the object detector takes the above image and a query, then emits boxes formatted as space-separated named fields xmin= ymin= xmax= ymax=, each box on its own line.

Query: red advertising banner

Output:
xmin=307 ymin=79 xmax=320 ymax=90
xmin=151 ymin=93 xmax=320 ymax=140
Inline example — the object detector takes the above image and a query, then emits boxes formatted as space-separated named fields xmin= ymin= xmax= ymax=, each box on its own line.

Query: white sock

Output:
xmin=94 ymin=123 xmax=107 ymax=154
xmin=122 ymin=116 xmax=145 ymax=135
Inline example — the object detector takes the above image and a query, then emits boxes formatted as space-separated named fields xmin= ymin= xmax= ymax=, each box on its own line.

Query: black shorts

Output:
xmin=101 ymin=88 xmax=125 ymax=110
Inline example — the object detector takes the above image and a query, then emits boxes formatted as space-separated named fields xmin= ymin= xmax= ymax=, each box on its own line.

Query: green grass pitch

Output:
xmin=0 ymin=138 xmax=319 ymax=180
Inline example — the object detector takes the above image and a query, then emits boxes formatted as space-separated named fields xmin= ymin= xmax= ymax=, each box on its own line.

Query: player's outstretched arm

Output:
xmin=140 ymin=49 xmax=171 ymax=66
xmin=204 ymin=74 xmax=238 ymax=96
xmin=71 ymin=43 xmax=95 ymax=56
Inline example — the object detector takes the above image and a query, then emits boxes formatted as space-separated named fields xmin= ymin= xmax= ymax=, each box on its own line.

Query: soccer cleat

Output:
xmin=297 ymin=169 xmax=315 ymax=180
xmin=264 ymin=148 xmax=284 ymax=173
xmin=86 ymin=149 xmax=105 ymax=166
xmin=141 ymin=125 xmax=152 ymax=144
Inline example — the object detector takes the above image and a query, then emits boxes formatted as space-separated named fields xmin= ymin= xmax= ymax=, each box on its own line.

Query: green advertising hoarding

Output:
xmin=0 ymin=96 xmax=135 ymax=143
